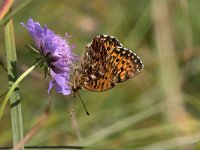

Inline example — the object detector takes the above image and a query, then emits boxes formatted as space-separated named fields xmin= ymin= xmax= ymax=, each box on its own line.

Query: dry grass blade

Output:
xmin=152 ymin=0 xmax=192 ymax=134
xmin=0 ymin=0 xmax=13 ymax=21
xmin=13 ymin=99 xmax=52 ymax=150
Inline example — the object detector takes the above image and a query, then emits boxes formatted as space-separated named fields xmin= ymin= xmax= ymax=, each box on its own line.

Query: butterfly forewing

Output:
xmin=74 ymin=35 xmax=144 ymax=92
xmin=82 ymin=36 xmax=107 ymax=81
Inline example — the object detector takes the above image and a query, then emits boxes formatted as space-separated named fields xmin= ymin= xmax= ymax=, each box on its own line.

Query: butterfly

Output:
xmin=72 ymin=34 xmax=144 ymax=92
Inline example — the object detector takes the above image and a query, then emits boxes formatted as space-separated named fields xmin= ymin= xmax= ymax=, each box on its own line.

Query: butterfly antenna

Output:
xmin=77 ymin=91 xmax=90 ymax=116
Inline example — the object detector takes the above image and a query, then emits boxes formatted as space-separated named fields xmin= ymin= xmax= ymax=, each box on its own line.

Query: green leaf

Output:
xmin=4 ymin=16 xmax=24 ymax=149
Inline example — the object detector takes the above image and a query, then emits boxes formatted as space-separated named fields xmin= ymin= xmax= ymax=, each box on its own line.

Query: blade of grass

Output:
xmin=124 ymin=5 xmax=152 ymax=48
xmin=76 ymin=104 xmax=162 ymax=145
xmin=138 ymin=131 xmax=200 ymax=150
xmin=0 ymin=0 xmax=32 ymax=26
xmin=13 ymin=100 xmax=51 ymax=150
xmin=4 ymin=13 xmax=24 ymax=149
xmin=179 ymin=0 xmax=193 ymax=61
xmin=0 ymin=63 xmax=37 ymax=120
xmin=152 ymin=0 xmax=192 ymax=134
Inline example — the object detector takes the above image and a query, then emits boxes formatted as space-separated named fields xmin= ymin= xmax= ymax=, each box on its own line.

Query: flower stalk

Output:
xmin=0 ymin=63 xmax=37 ymax=120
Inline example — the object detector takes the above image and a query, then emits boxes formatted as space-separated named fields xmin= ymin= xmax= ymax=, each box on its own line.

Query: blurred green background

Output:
xmin=1 ymin=0 xmax=200 ymax=149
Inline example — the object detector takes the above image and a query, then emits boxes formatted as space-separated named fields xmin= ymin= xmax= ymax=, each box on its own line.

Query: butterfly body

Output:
xmin=72 ymin=35 xmax=144 ymax=92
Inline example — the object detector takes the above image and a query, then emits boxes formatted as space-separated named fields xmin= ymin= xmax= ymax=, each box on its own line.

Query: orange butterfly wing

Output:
xmin=80 ymin=35 xmax=144 ymax=91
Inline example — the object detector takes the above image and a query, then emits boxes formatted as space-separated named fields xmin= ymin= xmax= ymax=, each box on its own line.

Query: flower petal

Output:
xmin=22 ymin=18 xmax=79 ymax=95
xmin=48 ymin=80 xmax=54 ymax=94
xmin=50 ymin=70 xmax=71 ymax=95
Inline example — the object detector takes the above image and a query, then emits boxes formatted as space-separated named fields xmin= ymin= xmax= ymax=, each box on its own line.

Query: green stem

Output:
xmin=0 ymin=64 xmax=37 ymax=119
xmin=4 ymin=15 xmax=23 ymax=149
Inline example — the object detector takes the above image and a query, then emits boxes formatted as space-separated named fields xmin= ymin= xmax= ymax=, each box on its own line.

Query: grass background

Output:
xmin=0 ymin=0 xmax=200 ymax=149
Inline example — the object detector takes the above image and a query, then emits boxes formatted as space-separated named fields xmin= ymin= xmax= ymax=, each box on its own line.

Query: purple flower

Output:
xmin=21 ymin=18 xmax=78 ymax=95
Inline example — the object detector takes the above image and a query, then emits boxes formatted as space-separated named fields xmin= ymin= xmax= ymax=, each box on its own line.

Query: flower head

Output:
xmin=21 ymin=18 xmax=78 ymax=95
